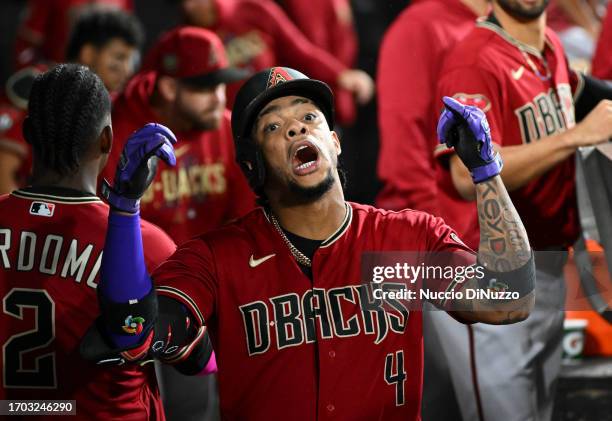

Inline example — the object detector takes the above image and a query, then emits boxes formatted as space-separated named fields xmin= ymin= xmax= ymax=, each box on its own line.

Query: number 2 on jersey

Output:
xmin=3 ymin=288 xmax=56 ymax=388
xmin=384 ymin=350 xmax=406 ymax=406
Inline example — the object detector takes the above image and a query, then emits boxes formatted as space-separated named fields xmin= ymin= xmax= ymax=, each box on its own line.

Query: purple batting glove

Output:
xmin=102 ymin=123 xmax=177 ymax=212
xmin=437 ymin=96 xmax=503 ymax=183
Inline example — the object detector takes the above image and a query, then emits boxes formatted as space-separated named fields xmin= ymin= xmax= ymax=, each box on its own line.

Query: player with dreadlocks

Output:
xmin=0 ymin=64 xmax=211 ymax=420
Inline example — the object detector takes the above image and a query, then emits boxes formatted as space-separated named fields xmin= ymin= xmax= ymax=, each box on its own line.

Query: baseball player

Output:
xmin=434 ymin=1 xmax=612 ymax=419
xmin=65 ymin=8 xmax=144 ymax=94
xmin=592 ymin=2 xmax=612 ymax=80
xmin=377 ymin=0 xmax=487 ymax=214
xmin=83 ymin=66 xmax=537 ymax=420
xmin=0 ymin=64 xmax=183 ymax=420
xmin=14 ymin=0 xmax=133 ymax=69
xmin=178 ymin=0 xmax=373 ymax=124
xmin=0 ymin=10 xmax=143 ymax=195
xmin=104 ymin=26 xmax=256 ymax=245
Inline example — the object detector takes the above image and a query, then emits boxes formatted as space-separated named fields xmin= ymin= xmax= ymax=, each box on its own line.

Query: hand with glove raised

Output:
xmin=102 ymin=123 xmax=177 ymax=213
xmin=437 ymin=96 xmax=503 ymax=183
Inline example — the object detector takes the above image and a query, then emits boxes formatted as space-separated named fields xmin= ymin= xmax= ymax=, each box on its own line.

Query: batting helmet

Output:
xmin=231 ymin=67 xmax=335 ymax=192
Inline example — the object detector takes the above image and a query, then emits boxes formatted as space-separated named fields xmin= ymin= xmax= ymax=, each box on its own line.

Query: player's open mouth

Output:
xmin=291 ymin=141 xmax=321 ymax=176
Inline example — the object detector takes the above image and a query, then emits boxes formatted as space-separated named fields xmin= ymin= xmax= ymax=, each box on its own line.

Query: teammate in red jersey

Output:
xmin=376 ymin=0 xmax=487 ymax=214
xmin=84 ymin=67 xmax=537 ymax=420
xmin=14 ymin=0 xmax=132 ymax=69
xmin=277 ymin=0 xmax=358 ymax=68
xmin=592 ymin=2 xmax=612 ymax=80
xmin=65 ymin=8 xmax=144 ymax=94
xmin=177 ymin=0 xmax=373 ymax=125
xmin=0 ymin=64 xmax=177 ymax=420
xmin=1 ymin=9 xmax=143 ymax=196
xmin=105 ymin=26 xmax=256 ymax=245
xmin=434 ymin=1 xmax=612 ymax=419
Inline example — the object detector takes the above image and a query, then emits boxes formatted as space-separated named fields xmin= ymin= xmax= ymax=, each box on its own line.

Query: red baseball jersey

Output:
xmin=376 ymin=0 xmax=480 ymax=214
xmin=14 ymin=0 xmax=133 ymax=68
xmin=153 ymin=202 xmax=475 ymax=420
xmin=0 ymin=188 xmax=175 ymax=420
xmin=211 ymin=0 xmax=356 ymax=124
xmin=592 ymin=3 xmax=612 ymax=80
xmin=434 ymin=15 xmax=581 ymax=250
xmin=104 ymin=71 xmax=255 ymax=245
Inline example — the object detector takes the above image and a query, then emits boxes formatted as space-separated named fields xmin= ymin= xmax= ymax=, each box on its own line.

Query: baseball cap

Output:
xmin=144 ymin=26 xmax=250 ymax=87
xmin=231 ymin=67 xmax=335 ymax=145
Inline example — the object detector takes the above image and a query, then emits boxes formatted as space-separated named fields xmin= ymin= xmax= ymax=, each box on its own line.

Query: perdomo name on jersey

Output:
xmin=0 ymin=228 xmax=102 ymax=288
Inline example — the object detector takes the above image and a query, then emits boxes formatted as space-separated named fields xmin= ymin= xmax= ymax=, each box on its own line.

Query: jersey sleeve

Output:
xmin=245 ymin=0 xmax=356 ymax=124
xmin=153 ymin=238 xmax=218 ymax=327
xmin=434 ymin=65 xmax=504 ymax=161
xmin=376 ymin=18 xmax=439 ymax=213
xmin=247 ymin=1 xmax=346 ymax=84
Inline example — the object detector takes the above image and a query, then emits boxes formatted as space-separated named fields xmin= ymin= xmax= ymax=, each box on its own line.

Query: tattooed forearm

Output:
xmin=476 ymin=176 xmax=531 ymax=270
xmin=449 ymin=176 xmax=534 ymax=325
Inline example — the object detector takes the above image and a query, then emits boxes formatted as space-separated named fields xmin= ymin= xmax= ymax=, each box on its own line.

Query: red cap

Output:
xmin=144 ymin=26 xmax=249 ymax=86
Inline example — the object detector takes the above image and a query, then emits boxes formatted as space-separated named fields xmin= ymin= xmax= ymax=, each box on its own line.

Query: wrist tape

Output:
xmin=477 ymin=252 xmax=535 ymax=301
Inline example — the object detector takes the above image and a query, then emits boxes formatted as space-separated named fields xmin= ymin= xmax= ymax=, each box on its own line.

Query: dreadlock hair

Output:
xmin=25 ymin=63 xmax=111 ymax=177
xmin=65 ymin=8 xmax=144 ymax=61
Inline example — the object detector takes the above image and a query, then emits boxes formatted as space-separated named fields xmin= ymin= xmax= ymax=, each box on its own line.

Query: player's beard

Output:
xmin=287 ymin=168 xmax=336 ymax=203
xmin=175 ymin=100 xmax=223 ymax=131
xmin=496 ymin=0 xmax=550 ymax=22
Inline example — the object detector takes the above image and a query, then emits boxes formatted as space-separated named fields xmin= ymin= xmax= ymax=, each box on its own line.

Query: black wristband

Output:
xmin=477 ymin=253 xmax=535 ymax=301
xmin=575 ymin=75 xmax=612 ymax=122
xmin=98 ymin=287 xmax=158 ymax=336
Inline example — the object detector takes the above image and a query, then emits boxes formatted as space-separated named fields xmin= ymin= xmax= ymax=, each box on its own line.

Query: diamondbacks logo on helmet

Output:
xmin=267 ymin=67 xmax=293 ymax=89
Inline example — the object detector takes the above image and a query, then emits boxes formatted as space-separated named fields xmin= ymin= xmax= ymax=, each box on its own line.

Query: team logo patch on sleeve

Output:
xmin=452 ymin=93 xmax=492 ymax=112
xmin=122 ymin=315 xmax=145 ymax=335
xmin=29 ymin=202 xmax=55 ymax=217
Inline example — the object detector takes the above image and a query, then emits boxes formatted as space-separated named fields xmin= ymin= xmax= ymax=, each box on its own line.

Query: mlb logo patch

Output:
xmin=30 ymin=202 xmax=55 ymax=217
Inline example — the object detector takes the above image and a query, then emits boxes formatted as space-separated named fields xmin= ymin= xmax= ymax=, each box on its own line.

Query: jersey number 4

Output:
xmin=384 ymin=350 xmax=407 ymax=406
xmin=3 ymin=288 xmax=56 ymax=389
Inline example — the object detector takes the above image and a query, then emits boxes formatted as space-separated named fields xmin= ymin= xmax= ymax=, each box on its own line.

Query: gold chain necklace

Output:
xmin=269 ymin=204 xmax=349 ymax=268
xmin=270 ymin=213 xmax=313 ymax=267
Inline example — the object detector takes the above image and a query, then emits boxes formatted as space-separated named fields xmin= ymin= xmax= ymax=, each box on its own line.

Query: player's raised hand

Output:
xmin=102 ymin=123 xmax=177 ymax=213
xmin=437 ymin=96 xmax=503 ymax=183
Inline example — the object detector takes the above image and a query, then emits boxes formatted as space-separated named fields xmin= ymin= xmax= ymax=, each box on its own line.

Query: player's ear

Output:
xmin=157 ymin=76 xmax=178 ymax=102
xmin=100 ymin=125 xmax=112 ymax=154
xmin=331 ymin=130 xmax=341 ymax=156
xmin=78 ymin=44 xmax=97 ymax=67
